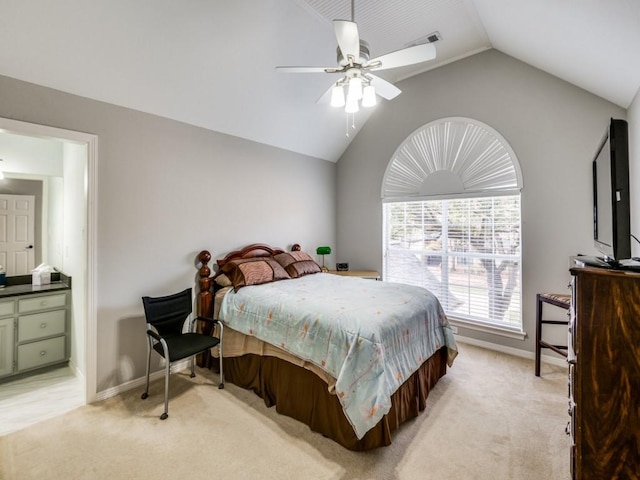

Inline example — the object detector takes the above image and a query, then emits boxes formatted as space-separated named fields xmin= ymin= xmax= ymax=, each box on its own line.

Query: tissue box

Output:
xmin=32 ymin=264 xmax=53 ymax=285
xmin=33 ymin=271 xmax=51 ymax=285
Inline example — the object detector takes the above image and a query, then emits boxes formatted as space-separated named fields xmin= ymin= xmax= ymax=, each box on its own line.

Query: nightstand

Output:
xmin=327 ymin=270 xmax=381 ymax=280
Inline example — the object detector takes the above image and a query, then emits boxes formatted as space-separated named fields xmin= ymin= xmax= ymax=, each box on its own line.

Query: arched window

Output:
xmin=381 ymin=117 xmax=524 ymax=333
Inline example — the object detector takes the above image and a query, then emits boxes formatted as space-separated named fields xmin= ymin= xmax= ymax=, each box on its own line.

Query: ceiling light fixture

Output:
xmin=331 ymin=73 xmax=376 ymax=114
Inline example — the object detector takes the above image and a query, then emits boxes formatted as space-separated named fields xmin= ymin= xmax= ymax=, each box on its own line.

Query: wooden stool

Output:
xmin=535 ymin=293 xmax=571 ymax=376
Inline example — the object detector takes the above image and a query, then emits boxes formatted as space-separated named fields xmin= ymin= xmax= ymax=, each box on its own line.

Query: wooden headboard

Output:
xmin=196 ymin=243 xmax=301 ymax=319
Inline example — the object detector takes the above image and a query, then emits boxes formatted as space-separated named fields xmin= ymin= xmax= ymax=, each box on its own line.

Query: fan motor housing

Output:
xmin=337 ymin=40 xmax=370 ymax=67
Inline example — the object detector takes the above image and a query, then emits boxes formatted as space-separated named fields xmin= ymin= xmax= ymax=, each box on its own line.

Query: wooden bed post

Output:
xmin=196 ymin=250 xmax=214 ymax=367
xmin=197 ymin=250 xmax=213 ymax=318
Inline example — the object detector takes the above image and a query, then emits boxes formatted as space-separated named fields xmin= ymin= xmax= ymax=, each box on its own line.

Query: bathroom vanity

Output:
xmin=0 ymin=273 xmax=71 ymax=380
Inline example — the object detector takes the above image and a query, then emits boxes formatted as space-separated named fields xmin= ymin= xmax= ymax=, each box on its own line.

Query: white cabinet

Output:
xmin=0 ymin=316 xmax=14 ymax=378
xmin=0 ymin=290 xmax=70 ymax=380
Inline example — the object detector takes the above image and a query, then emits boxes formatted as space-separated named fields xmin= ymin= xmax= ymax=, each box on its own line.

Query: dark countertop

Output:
xmin=0 ymin=272 xmax=71 ymax=299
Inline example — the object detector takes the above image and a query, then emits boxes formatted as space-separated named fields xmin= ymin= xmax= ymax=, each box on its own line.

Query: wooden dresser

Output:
xmin=568 ymin=267 xmax=640 ymax=480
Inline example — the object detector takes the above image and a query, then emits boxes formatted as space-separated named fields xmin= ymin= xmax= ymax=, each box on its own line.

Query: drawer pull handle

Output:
xmin=40 ymin=323 xmax=47 ymax=329
xmin=40 ymin=350 xmax=47 ymax=356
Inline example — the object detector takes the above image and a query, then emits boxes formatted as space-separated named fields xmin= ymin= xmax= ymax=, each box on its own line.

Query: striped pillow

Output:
xmin=273 ymin=251 xmax=321 ymax=278
xmin=221 ymin=258 xmax=290 ymax=291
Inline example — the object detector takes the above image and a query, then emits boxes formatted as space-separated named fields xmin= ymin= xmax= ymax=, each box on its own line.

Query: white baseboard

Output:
xmin=454 ymin=335 xmax=568 ymax=368
xmin=67 ymin=358 xmax=86 ymax=383
xmin=94 ymin=359 xmax=191 ymax=402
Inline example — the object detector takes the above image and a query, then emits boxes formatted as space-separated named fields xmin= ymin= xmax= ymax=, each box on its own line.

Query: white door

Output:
xmin=0 ymin=194 xmax=35 ymax=275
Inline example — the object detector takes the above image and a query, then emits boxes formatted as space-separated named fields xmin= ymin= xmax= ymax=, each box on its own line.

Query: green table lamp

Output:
xmin=316 ymin=246 xmax=331 ymax=272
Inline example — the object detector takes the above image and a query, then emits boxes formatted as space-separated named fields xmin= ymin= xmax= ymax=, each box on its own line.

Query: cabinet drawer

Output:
xmin=17 ymin=336 xmax=66 ymax=371
xmin=18 ymin=310 xmax=66 ymax=343
xmin=18 ymin=293 xmax=67 ymax=314
xmin=0 ymin=300 xmax=14 ymax=317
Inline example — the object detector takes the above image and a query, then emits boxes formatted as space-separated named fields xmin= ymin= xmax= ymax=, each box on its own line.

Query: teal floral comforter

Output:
xmin=219 ymin=272 xmax=458 ymax=439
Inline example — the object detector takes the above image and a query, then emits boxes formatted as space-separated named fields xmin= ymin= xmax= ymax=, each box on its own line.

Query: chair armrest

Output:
xmin=146 ymin=329 xmax=162 ymax=342
xmin=195 ymin=316 xmax=219 ymax=326
xmin=192 ymin=316 xmax=220 ymax=335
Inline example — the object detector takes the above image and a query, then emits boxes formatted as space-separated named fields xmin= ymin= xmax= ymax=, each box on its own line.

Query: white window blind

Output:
xmin=383 ymin=196 xmax=522 ymax=329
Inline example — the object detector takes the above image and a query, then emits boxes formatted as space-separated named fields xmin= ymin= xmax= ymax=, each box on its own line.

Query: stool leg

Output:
xmin=535 ymin=294 xmax=542 ymax=376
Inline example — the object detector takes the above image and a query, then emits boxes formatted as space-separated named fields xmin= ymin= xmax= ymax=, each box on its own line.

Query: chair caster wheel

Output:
xmin=218 ymin=383 xmax=224 ymax=389
xmin=160 ymin=413 xmax=168 ymax=420
xmin=141 ymin=392 xmax=148 ymax=400
xmin=190 ymin=372 xmax=196 ymax=378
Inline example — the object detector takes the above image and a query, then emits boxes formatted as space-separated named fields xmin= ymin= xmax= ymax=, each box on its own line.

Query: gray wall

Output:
xmin=336 ymin=49 xmax=627 ymax=353
xmin=0 ymin=74 xmax=336 ymax=392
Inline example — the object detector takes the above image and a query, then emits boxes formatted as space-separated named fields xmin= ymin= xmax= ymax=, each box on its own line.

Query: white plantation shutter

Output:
xmin=381 ymin=117 xmax=522 ymax=201
xmin=382 ymin=118 xmax=523 ymax=330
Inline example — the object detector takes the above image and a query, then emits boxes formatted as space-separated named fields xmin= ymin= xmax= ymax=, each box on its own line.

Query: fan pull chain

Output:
xmin=344 ymin=113 xmax=357 ymax=137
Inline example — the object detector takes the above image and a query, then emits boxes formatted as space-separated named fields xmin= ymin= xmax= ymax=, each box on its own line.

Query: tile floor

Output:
xmin=0 ymin=366 xmax=84 ymax=436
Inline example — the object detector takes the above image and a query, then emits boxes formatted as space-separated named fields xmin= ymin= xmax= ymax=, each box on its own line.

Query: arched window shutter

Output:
xmin=381 ymin=117 xmax=523 ymax=201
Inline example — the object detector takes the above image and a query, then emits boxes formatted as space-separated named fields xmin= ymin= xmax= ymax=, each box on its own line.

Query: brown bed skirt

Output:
xmin=220 ymin=346 xmax=448 ymax=451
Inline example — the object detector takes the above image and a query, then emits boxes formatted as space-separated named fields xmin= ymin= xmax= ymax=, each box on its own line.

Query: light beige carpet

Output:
xmin=0 ymin=343 xmax=570 ymax=480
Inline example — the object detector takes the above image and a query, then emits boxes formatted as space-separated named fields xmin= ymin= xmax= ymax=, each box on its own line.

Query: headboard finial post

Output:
xmin=197 ymin=250 xmax=214 ymax=319
xmin=196 ymin=250 xmax=215 ymax=367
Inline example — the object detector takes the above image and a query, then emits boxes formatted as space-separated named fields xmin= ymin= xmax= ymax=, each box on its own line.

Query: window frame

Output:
xmin=380 ymin=117 xmax=524 ymax=337
xmin=383 ymin=194 xmax=523 ymax=333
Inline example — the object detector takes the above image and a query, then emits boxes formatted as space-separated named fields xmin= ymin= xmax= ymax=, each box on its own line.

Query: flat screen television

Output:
xmin=592 ymin=118 xmax=631 ymax=265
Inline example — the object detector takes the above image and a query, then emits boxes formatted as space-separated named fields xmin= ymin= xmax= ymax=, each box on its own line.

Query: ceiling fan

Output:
xmin=276 ymin=0 xmax=437 ymax=114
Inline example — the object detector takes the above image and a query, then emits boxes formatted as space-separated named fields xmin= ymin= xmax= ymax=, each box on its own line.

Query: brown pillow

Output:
xmin=214 ymin=273 xmax=232 ymax=287
xmin=221 ymin=258 xmax=290 ymax=291
xmin=273 ymin=251 xmax=321 ymax=278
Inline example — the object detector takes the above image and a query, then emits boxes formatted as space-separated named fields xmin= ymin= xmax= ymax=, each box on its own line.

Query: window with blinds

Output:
xmin=381 ymin=117 xmax=523 ymax=331
xmin=383 ymin=196 xmax=521 ymax=329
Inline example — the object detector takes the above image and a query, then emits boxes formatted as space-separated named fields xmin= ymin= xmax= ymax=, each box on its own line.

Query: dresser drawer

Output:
xmin=18 ymin=310 xmax=67 ymax=343
xmin=0 ymin=300 xmax=15 ymax=317
xmin=18 ymin=293 xmax=67 ymax=314
xmin=17 ymin=336 xmax=66 ymax=371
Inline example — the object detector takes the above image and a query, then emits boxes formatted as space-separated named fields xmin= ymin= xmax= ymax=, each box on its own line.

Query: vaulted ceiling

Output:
xmin=0 ymin=0 xmax=638 ymax=162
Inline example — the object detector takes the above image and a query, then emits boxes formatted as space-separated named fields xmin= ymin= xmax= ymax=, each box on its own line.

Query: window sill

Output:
xmin=448 ymin=316 xmax=526 ymax=340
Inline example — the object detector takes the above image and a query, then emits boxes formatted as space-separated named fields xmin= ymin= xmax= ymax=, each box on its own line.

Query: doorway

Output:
xmin=0 ymin=194 xmax=36 ymax=275
xmin=0 ymin=117 xmax=97 ymax=422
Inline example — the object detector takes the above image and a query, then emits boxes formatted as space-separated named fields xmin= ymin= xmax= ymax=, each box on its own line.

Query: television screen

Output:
xmin=592 ymin=118 xmax=630 ymax=264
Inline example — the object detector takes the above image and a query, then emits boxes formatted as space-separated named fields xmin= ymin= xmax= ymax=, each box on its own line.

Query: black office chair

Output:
xmin=141 ymin=287 xmax=224 ymax=420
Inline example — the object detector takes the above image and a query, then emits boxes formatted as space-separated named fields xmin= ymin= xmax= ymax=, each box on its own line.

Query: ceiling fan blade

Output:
xmin=369 ymin=43 xmax=436 ymax=71
xmin=275 ymin=66 xmax=337 ymax=73
xmin=369 ymin=75 xmax=401 ymax=100
xmin=333 ymin=20 xmax=360 ymax=61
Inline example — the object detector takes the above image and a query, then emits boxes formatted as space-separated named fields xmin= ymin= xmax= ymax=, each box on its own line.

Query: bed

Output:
xmin=196 ymin=244 xmax=458 ymax=450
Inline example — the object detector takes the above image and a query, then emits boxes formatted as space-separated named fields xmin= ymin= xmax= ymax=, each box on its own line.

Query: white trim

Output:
xmin=0 ymin=116 xmax=98 ymax=404
xmin=94 ymin=360 xmax=191 ymax=402
xmin=455 ymin=335 xmax=568 ymax=368
xmin=85 ymin=135 xmax=98 ymax=403
xmin=382 ymin=188 xmax=522 ymax=204
xmin=449 ymin=317 xmax=527 ymax=340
